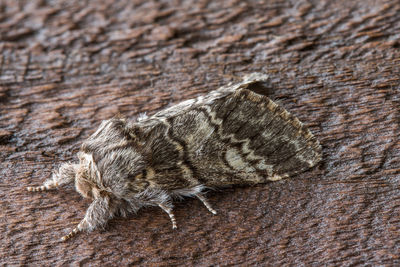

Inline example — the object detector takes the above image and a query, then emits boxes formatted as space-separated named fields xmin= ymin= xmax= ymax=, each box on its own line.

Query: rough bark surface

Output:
xmin=1 ymin=0 xmax=399 ymax=266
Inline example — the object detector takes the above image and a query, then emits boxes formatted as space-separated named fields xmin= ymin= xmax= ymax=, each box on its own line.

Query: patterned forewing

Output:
xmin=168 ymin=88 xmax=320 ymax=187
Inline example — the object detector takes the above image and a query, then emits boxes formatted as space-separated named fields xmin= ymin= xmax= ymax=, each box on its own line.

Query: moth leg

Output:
xmin=158 ymin=203 xmax=177 ymax=229
xmin=27 ymin=162 xmax=77 ymax=192
xmin=61 ymin=196 xmax=114 ymax=241
xmin=26 ymin=180 xmax=58 ymax=192
xmin=61 ymin=219 xmax=87 ymax=241
xmin=195 ymin=193 xmax=217 ymax=215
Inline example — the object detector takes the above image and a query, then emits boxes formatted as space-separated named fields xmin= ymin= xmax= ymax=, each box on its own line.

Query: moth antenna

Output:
xmin=195 ymin=193 xmax=217 ymax=215
xmin=158 ymin=203 xmax=177 ymax=229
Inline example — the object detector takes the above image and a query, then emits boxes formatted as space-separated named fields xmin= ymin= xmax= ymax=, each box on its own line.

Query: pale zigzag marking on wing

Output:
xmin=154 ymin=117 xmax=200 ymax=186
xmin=225 ymin=147 xmax=256 ymax=172
xmin=200 ymin=105 xmax=275 ymax=176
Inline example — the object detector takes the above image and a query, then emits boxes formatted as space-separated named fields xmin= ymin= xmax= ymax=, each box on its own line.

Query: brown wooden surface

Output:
xmin=1 ymin=0 xmax=399 ymax=266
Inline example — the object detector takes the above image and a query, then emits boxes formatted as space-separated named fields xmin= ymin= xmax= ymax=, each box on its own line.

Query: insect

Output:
xmin=27 ymin=73 xmax=321 ymax=241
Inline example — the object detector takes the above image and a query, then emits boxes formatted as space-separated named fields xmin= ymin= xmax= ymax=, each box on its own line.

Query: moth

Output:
xmin=27 ymin=73 xmax=321 ymax=241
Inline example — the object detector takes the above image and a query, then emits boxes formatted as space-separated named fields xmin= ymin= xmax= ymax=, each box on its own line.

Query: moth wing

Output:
xmin=137 ymin=75 xmax=321 ymax=188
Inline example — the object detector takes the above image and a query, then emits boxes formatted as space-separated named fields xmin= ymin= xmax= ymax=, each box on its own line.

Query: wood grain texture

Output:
xmin=1 ymin=0 xmax=399 ymax=266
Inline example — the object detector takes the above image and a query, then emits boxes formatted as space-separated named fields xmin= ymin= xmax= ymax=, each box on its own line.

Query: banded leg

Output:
xmin=61 ymin=196 xmax=114 ymax=241
xmin=195 ymin=193 xmax=217 ymax=215
xmin=26 ymin=179 xmax=59 ymax=191
xmin=27 ymin=162 xmax=77 ymax=192
xmin=158 ymin=203 xmax=177 ymax=229
xmin=61 ymin=220 xmax=87 ymax=241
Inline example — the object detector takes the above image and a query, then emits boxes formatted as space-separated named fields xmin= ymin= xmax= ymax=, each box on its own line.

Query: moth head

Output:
xmin=72 ymin=118 xmax=147 ymax=199
xmin=74 ymin=152 xmax=102 ymax=199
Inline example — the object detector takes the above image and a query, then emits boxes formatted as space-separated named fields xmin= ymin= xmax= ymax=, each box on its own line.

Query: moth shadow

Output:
xmin=245 ymin=81 xmax=274 ymax=97
xmin=245 ymin=81 xmax=276 ymax=98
